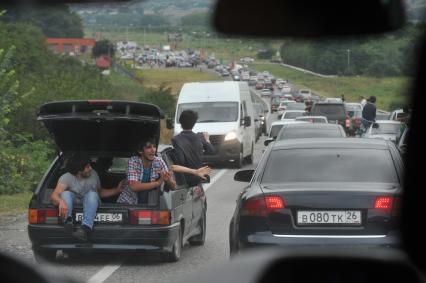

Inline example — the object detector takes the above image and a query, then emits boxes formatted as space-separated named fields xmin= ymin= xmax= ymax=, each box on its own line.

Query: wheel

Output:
xmin=163 ymin=224 xmax=182 ymax=262
xmin=245 ymin=144 xmax=254 ymax=164
xmin=232 ymin=150 xmax=244 ymax=168
xmin=189 ymin=210 xmax=206 ymax=246
xmin=33 ymin=249 xmax=57 ymax=262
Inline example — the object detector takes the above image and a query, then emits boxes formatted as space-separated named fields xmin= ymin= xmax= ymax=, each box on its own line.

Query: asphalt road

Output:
xmin=0 ymin=92 xmax=274 ymax=283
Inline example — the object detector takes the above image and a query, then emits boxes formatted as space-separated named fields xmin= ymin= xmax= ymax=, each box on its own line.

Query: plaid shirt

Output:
xmin=117 ymin=156 xmax=169 ymax=205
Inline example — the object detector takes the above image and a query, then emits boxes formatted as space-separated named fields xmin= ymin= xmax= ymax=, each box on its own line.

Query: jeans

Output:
xmin=60 ymin=190 xmax=100 ymax=229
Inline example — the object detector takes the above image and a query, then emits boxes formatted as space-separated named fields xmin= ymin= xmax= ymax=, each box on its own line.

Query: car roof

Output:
xmin=272 ymin=138 xmax=391 ymax=150
xmin=271 ymin=120 xmax=308 ymax=126
xmin=282 ymin=123 xmax=342 ymax=129
xmin=375 ymin=120 xmax=402 ymax=124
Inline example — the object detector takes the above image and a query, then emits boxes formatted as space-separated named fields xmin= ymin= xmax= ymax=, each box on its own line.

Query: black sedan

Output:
xmin=28 ymin=101 xmax=207 ymax=262
xmin=230 ymin=138 xmax=403 ymax=255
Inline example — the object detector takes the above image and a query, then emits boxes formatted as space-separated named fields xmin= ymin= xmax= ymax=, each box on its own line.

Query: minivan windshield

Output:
xmin=177 ymin=102 xmax=239 ymax=123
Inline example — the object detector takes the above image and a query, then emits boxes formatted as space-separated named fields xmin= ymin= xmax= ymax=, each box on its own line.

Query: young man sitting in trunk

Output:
xmin=50 ymin=154 xmax=125 ymax=241
xmin=117 ymin=139 xmax=211 ymax=205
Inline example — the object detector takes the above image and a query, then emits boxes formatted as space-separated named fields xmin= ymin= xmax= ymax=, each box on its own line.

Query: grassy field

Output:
xmin=250 ymin=63 xmax=412 ymax=111
xmin=135 ymin=68 xmax=218 ymax=94
xmin=0 ymin=192 xmax=32 ymax=216
xmin=85 ymin=29 xmax=281 ymax=63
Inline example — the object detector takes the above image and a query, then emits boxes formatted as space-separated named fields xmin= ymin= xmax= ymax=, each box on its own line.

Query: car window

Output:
xmin=177 ymin=102 xmax=239 ymax=122
xmin=262 ymin=149 xmax=399 ymax=184
xmin=278 ymin=128 xmax=344 ymax=139
xmin=371 ymin=123 xmax=401 ymax=135
xmin=283 ymin=112 xmax=305 ymax=119
xmin=312 ymin=105 xmax=346 ymax=116
xmin=270 ymin=125 xmax=284 ymax=138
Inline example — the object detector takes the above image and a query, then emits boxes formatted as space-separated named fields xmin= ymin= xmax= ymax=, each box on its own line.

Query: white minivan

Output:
xmin=173 ymin=81 xmax=256 ymax=168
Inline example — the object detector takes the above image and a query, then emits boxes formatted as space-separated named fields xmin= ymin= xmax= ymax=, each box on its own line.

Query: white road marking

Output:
xmin=86 ymin=258 xmax=125 ymax=283
xmin=203 ymin=169 xmax=227 ymax=192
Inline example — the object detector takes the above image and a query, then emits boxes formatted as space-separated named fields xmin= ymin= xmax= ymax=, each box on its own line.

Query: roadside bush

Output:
xmin=0 ymin=137 xmax=53 ymax=195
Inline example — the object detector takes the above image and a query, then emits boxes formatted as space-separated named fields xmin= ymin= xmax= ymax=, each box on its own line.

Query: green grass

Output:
xmin=134 ymin=68 xmax=219 ymax=95
xmin=0 ymin=192 xmax=32 ymax=216
xmin=85 ymin=29 xmax=281 ymax=63
xmin=250 ymin=63 xmax=411 ymax=111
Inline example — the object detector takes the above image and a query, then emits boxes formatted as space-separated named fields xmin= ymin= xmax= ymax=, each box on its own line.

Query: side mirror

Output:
xmin=234 ymin=170 xmax=254 ymax=182
xmin=166 ymin=118 xmax=174 ymax=129
xmin=264 ymin=110 xmax=269 ymax=114
xmin=372 ymin=123 xmax=379 ymax=129
xmin=278 ymin=114 xmax=282 ymax=120
xmin=254 ymin=118 xmax=259 ymax=122
xmin=264 ymin=138 xmax=274 ymax=146
xmin=242 ymin=116 xmax=251 ymax=127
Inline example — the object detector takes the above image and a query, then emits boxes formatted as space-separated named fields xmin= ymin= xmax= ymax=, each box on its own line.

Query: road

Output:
xmin=0 ymin=93 xmax=274 ymax=283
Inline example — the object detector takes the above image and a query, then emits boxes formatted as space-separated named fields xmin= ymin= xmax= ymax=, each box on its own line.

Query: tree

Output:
xmin=92 ymin=40 xmax=115 ymax=58
xmin=0 ymin=5 xmax=84 ymax=38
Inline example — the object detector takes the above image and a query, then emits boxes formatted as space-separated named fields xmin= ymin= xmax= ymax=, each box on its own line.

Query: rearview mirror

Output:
xmin=234 ymin=170 xmax=254 ymax=182
xmin=242 ymin=116 xmax=251 ymax=127
xmin=166 ymin=118 xmax=174 ymax=129
xmin=264 ymin=138 xmax=274 ymax=146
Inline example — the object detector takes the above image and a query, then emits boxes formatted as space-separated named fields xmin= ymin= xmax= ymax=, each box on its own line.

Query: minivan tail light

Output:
xmin=241 ymin=195 xmax=285 ymax=217
xmin=130 ymin=210 xmax=170 ymax=225
xmin=28 ymin=209 xmax=59 ymax=224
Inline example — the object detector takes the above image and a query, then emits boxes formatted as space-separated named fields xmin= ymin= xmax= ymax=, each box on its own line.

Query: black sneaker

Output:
xmin=64 ymin=217 xmax=74 ymax=234
xmin=71 ymin=225 xmax=91 ymax=242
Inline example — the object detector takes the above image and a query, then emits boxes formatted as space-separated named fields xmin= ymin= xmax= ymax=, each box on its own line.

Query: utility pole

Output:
xmin=347 ymin=49 xmax=351 ymax=73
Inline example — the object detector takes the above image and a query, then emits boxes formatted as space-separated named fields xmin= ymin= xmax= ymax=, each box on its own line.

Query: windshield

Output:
xmin=262 ymin=149 xmax=399 ymax=184
xmin=312 ymin=105 xmax=346 ymax=116
xmin=177 ymin=102 xmax=239 ymax=123
xmin=371 ymin=123 xmax=401 ymax=135
xmin=0 ymin=0 xmax=416 ymax=280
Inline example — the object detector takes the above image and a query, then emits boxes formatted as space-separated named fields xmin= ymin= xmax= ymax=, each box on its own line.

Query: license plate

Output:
xmin=75 ymin=212 xmax=123 ymax=223
xmin=297 ymin=211 xmax=361 ymax=225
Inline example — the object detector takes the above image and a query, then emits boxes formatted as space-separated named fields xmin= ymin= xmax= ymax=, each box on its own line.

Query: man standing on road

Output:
xmin=172 ymin=110 xmax=215 ymax=188
xmin=50 ymin=155 xmax=124 ymax=242
xmin=361 ymin=95 xmax=377 ymax=131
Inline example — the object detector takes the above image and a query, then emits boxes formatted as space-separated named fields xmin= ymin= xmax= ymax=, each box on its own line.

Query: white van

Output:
xmin=174 ymin=81 xmax=255 ymax=168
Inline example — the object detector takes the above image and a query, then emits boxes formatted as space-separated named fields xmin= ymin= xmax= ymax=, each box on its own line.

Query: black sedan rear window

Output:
xmin=262 ymin=149 xmax=398 ymax=184
xmin=278 ymin=128 xmax=345 ymax=140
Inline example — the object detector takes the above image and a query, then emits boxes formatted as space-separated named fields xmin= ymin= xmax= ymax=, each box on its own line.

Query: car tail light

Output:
xmin=374 ymin=196 xmax=394 ymax=212
xmin=130 ymin=210 xmax=170 ymax=225
xmin=28 ymin=209 xmax=59 ymax=224
xmin=241 ymin=195 xmax=285 ymax=217
xmin=88 ymin=100 xmax=112 ymax=106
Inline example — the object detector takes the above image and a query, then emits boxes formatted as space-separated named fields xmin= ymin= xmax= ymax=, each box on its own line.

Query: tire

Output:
xmin=163 ymin=224 xmax=183 ymax=262
xmin=33 ymin=249 xmax=57 ymax=262
xmin=245 ymin=144 xmax=254 ymax=164
xmin=233 ymin=150 xmax=244 ymax=168
xmin=189 ymin=210 xmax=206 ymax=246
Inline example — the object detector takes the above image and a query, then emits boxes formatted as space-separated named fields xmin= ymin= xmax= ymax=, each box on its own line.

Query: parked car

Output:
xmin=28 ymin=100 xmax=207 ymax=263
xmin=363 ymin=120 xmax=402 ymax=143
xmin=231 ymin=138 xmax=403 ymax=255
